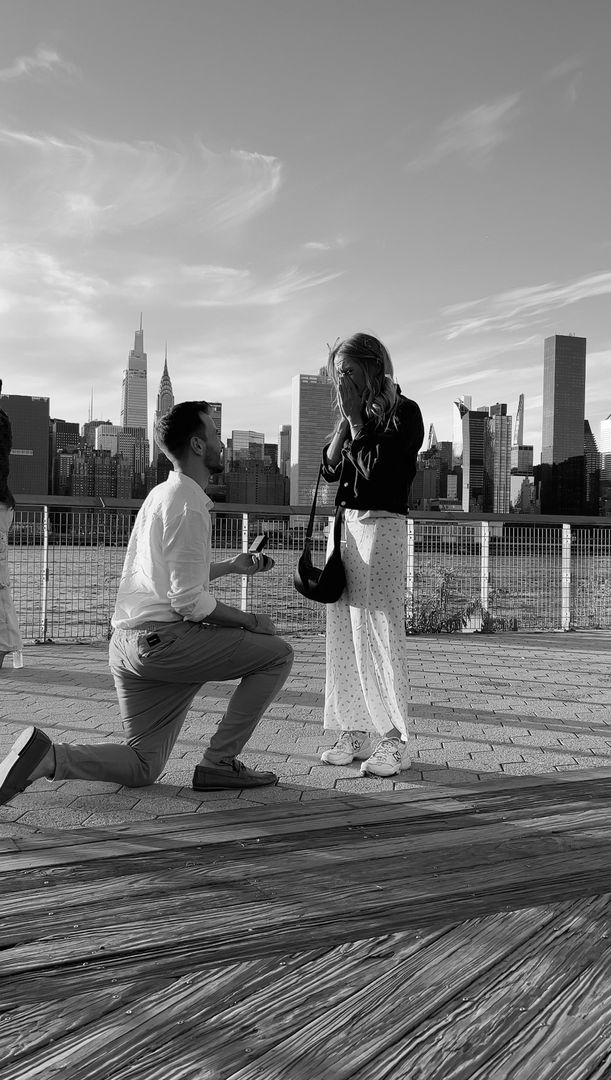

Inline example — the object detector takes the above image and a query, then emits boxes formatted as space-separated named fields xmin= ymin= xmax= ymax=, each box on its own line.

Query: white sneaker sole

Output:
xmin=321 ymin=753 xmax=371 ymax=765
xmin=321 ymin=752 xmax=353 ymax=765
xmin=321 ymin=746 xmax=372 ymax=766
xmin=0 ymin=725 xmax=36 ymax=780
xmin=360 ymin=758 xmax=411 ymax=777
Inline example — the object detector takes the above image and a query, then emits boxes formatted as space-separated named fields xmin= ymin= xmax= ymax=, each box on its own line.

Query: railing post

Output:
xmin=480 ymin=520 xmax=490 ymax=611
xmin=406 ymin=518 xmax=415 ymax=622
xmin=241 ymin=512 xmax=249 ymax=612
xmin=561 ymin=522 xmax=571 ymax=630
xmin=40 ymin=505 xmax=49 ymax=642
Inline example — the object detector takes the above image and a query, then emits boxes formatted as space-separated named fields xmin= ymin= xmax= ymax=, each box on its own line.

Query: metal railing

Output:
xmin=7 ymin=506 xmax=611 ymax=642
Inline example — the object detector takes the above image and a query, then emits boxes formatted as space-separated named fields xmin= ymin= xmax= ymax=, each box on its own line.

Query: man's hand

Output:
xmin=232 ymin=552 xmax=275 ymax=575
xmin=249 ymin=613 xmax=277 ymax=635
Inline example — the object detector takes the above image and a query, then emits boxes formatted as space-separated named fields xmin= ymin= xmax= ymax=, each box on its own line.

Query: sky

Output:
xmin=1 ymin=0 xmax=610 ymax=455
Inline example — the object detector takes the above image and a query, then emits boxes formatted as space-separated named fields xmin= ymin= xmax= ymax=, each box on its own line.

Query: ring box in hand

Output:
xmin=248 ymin=533 xmax=272 ymax=570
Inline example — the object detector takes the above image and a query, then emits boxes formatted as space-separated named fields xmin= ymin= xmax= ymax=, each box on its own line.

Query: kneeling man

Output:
xmin=0 ymin=400 xmax=294 ymax=804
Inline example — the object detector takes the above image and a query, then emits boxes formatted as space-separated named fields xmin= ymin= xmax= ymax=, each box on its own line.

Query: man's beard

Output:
xmin=205 ymin=448 xmax=224 ymax=474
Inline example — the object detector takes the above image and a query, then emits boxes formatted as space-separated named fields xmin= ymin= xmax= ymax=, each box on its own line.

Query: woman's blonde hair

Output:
xmin=327 ymin=332 xmax=398 ymax=431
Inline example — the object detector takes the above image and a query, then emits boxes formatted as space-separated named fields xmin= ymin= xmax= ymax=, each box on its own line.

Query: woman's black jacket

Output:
xmin=321 ymin=393 xmax=425 ymax=514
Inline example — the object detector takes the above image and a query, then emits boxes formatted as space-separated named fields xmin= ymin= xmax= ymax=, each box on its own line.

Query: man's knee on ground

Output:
xmin=130 ymin=753 xmax=165 ymax=787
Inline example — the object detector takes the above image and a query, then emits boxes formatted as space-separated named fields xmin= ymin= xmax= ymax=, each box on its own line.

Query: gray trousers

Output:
xmin=53 ymin=622 xmax=294 ymax=787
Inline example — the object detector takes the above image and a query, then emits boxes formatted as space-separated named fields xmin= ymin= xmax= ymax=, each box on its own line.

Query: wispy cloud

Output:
xmin=124 ymin=260 xmax=343 ymax=308
xmin=197 ymin=146 xmax=283 ymax=230
xmin=542 ymin=56 xmax=583 ymax=104
xmin=0 ymin=45 xmax=78 ymax=82
xmin=0 ymin=128 xmax=283 ymax=237
xmin=442 ymin=271 xmax=611 ymax=339
xmin=431 ymin=367 xmax=501 ymax=391
xmin=303 ymin=237 xmax=348 ymax=253
xmin=0 ymin=244 xmax=112 ymax=330
xmin=406 ymin=94 xmax=521 ymax=172
xmin=543 ymin=56 xmax=583 ymax=83
xmin=244 ymin=266 xmax=344 ymax=307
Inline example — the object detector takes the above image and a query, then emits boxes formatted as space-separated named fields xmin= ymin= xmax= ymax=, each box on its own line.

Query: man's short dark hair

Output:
xmin=154 ymin=400 xmax=210 ymax=461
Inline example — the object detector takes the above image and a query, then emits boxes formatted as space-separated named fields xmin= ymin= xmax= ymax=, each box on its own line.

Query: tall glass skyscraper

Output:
xmin=0 ymin=393 xmax=50 ymax=495
xmin=541 ymin=334 xmax=586 ymax=514
xmin=487 ymin=411 xmax=512 ymax=513
xmin=600 ymin=416 xmax=611 ymax=474
xmin=278 ymin=424 xmax=291 ymax=478
xmin=584 ymin=419 xmax=600 ymax=515
xmin=120 ymin=317 xmax=148 ymax=434
xmin=452 ymin=394 xmax=472 ymax=468
xmin=457 ymin=402 xmax=512 ymax=512
xmin=458 ymin=404 xmax=488 ymax=511
xmin=290 ymin=371 xmax=336 ymax=506
xmin=601 ymin=415 xmax=611 ymax=515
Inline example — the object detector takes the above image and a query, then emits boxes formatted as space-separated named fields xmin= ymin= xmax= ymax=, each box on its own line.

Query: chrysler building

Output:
xmin=152 ymin=346 xmax=175 ymax=467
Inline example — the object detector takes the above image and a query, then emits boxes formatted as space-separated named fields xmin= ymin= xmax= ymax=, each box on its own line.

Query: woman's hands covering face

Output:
xmin=338 ymin=371 xmax=365 ymax=424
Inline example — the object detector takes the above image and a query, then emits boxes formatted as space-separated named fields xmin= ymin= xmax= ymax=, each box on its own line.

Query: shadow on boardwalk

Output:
xmin=1 ymin=630 xmax=611 ymax=835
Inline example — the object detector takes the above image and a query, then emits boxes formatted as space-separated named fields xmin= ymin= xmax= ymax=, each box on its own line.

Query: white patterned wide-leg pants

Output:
xmin=324 ymin=513 xmax=410 ymax=744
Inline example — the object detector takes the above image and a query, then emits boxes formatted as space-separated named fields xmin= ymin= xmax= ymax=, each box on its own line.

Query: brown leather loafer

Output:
xmin=192 ymin=757 xmax=279 ymax=791
xmin=0 ymin=726 xmax=53 ymax=806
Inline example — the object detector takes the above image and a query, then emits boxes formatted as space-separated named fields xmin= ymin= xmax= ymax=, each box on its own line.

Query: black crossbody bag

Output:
xmin=293 ymin=466 xmax=346 ymax=604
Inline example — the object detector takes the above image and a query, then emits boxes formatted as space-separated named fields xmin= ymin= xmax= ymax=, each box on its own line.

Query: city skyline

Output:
xmin=1 ymin=333 xmax=604 ymax=509
xmin=1 ymin=2 xmax=611 ymax=454
xmin=3 ymin=320 xmax=604 ymax=455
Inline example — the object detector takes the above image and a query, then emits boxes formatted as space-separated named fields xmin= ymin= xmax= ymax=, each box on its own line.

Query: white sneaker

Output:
xmin=360 ymin=738 xmax=410 ymax=777
xmin=321 ymin=731 xmax=373 ymax=766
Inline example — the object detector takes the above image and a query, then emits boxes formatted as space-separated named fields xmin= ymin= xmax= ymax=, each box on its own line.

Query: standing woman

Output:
xmin=320 ymin=333 xmax=424 ymax=776
xmin=0 ymin=402 xmax=23 ymax=670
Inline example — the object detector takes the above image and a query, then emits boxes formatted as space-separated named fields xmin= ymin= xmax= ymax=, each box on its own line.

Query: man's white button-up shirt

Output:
xmin=112 ymin=472 xmax=218 ymax=629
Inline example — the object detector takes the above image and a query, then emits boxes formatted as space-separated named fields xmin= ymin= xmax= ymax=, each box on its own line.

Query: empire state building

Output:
xmin=120 ymin=317 xmax=148 ymax=432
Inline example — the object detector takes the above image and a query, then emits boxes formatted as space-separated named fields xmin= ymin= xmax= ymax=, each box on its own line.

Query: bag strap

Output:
xmin=305 ymin=465 xmax=343 ymax=548
xmin=304 ymin=465 xmax=323 ymax=541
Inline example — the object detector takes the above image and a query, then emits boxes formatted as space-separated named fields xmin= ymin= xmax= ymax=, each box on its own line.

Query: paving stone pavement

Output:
xmin=1 ymin=630 xmax=610 ymax=839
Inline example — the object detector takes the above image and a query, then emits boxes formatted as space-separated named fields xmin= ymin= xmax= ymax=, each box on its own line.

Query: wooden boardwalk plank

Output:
xmin=4 ymin=769 xmax=609 ymax=861
xmin=0 ymin=809 xmax=608 ymax=952
xmin=0 ymin=772 xmax=609 ymax=1079
xmin=2 ymin=900 xmax=608 ymax=1080
xmin=0 ymin=800 xmax=607 ymax=892
xmin=0 ymin=932 xmax=445 ymax=1070
xmin=2 ymin=773 xmax=609 ymax=871
xmin=0 ymin=809 xmax=606 ymax=945
xmin=224 ymin=897 xmax=610 ymax=1080
xmin=3 ymin=849 xmax=608 ymax=982
xmin=0 ymin=907 xmax=568 ymax=1077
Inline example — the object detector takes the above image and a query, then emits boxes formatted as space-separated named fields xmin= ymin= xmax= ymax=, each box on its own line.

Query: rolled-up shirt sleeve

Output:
xmin=163 ymin=508 xmax=217 ymax=621
xmin=321 ymin=443 xmax=343 ymax=482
